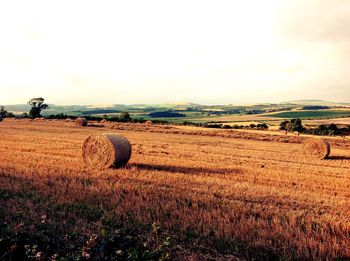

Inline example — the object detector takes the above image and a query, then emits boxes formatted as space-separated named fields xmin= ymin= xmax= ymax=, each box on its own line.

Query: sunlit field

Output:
xmin=1 ymin=119 xmax=350 ymax=260
xmin=267 ymin=109 xmax=350 ymax=120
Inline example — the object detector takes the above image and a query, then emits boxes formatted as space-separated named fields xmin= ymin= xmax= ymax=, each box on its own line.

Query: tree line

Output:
xmin=1 ymin=98 xmax=349 ymax=136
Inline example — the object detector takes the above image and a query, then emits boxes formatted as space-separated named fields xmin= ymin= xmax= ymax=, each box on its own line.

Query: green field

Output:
xmin=266 ymin=110 xmax=350 ymax=119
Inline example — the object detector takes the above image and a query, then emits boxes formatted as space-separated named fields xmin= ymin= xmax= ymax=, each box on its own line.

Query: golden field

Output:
xmin=0 ymin=119 xmax=350 ymax=260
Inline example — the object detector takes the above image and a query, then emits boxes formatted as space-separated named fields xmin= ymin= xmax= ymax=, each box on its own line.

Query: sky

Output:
xmin=0 ymin=0 xmax=349 ymax=105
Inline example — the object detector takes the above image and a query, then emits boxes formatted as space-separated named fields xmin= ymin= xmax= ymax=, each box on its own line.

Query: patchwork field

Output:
xmin=304 ymin=117 xmax=350 ymax=126
xmin=174 ymin=109 xmax=350 ymax=127
xmin=266 ymin=109 xmax=350 ymax=120
xmin=0 ymin=119 xmax=350 ymax=260
xmin=186 ymin=114 xmax=282 ymax=126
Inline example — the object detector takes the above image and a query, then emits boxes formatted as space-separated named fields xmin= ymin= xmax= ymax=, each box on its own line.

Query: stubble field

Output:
xmin=0 ymin=119 xmax=349 ymax=260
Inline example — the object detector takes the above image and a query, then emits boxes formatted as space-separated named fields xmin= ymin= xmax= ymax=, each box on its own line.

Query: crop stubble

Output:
xmin=0 ymin=119 xmax=349 ymax=259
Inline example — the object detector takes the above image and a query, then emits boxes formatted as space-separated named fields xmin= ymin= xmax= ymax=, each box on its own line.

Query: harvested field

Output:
xmin=268 ymin=109 xmax=350 ymax=119
xmin=187 ymin=114 xmax=282 ymax=124
xmin=0 ymin=119 xmax=350 ymax=259
xmin=304 ymin=117 xmax=350 ymax=126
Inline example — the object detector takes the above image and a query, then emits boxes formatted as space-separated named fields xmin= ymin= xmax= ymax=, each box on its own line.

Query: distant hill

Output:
xmin=2 ymin=100 xmax=349 ymax=116
xmin=287 ymin=100 xmax=350 ymax=107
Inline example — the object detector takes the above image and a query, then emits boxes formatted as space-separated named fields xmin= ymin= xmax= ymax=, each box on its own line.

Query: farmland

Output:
xmin=266 ymin=109 xmax=350 ymax=120
xmin=304 ymin=117 xmax=350 ymax=126
xmin=0 ymin=119 xmax=350 ymax=259
xmin=4 ymin=101 xmax=350 ymax=128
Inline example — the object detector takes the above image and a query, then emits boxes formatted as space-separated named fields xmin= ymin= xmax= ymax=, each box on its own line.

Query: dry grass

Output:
xmin=0 ymin=119 xmax=350 ymax=259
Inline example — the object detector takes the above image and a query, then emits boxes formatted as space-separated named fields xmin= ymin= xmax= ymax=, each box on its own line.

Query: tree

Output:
xmin=279 ymin=120 xmax=289 ymax=131
xmin=0 ymin=106 xmax=7 ymax=117
xmin=290 ymin=118 xmax=304 ymax=132
xmin=28 ymin=98 xmax=48 ymax=119
xmin=0 ymin=106 xmax=15 ymax=118
xmin=279 ymin=119 xmax=304 ymax=133
xmin=119 ymin=112 xmax=131 ymax=122
xmin=314 ymin=124 xmax=341 ymax=136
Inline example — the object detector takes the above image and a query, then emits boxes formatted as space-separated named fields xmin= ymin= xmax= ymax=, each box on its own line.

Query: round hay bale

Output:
xmin=145 ymin=120 xmax=153 ymax=126
xmin=75 ymin=117 xmax=88 ymax=127
xmin=302 ymin=138 xmax=330 ymax=160
xmin=82 ymin=133 xmax=132 ymax=169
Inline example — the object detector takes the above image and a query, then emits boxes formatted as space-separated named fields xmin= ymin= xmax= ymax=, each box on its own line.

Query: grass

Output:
xmin=267 ymin=109 xmax=350 ymax=119
xmin=0 ymin=119 xmax=350 ymax=259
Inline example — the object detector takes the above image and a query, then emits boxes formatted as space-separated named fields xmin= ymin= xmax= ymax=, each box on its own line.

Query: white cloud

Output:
xmin=0 ymin=0 xmax=349 ymax=105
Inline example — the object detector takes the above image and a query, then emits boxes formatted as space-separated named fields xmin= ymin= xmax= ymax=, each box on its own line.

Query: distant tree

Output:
xmin=0 ymin=106 xmax=15 ymax=118
xmin=119 ymin=112 xmax=131 ymax=122
xmin=279 ymin=119 xmax=304 ymax=132
xmin=21 ymin=113 xmax=29 ymax=118
xmin=0 ymin=106 xmax=7 ymax=117
xmin=290 ymin=119 xmax=304 ymax=132
xmin=28 ymin=98 xmax=48 ymax=119
xmin=257 ymin=123 xmax=269 ymax=130
xmin=328 ymin=123 xmax=338 ymax=131
xmin=279 ymin=120 xmax=290 ymax=131
xmin=313 ymin=123 xmax=341 ymax=136
xmin=302 ymin=105 xmax=329 ymax=110
xmin=280 ymin=119 xmax=305 ymax=132
xmin=46 ymin=113 xmax=69 ymax=119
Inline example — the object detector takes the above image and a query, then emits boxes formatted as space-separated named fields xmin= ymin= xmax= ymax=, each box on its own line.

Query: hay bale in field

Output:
xmin=75 ymin=117 xmax=88 ymax=127
xmin=82 ymin=133 xmax=132 ymax=169
xmin=65 ymin=118 xmax=73 ymax=122
xmin=302 ymin=138 xmax=330 ymax=160
xmin=100 ymin=119 xmax=108 ymax=124
xmin=145 ymin=120 xmax=153 ymax=126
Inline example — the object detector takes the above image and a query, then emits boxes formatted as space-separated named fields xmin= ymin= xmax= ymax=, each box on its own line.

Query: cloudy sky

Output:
xmin=0 ymin=0 xmax=349 ymax=105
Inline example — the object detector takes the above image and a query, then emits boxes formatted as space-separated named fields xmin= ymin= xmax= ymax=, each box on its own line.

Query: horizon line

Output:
xmin=2 ymin=99 xmax=350 ymax=107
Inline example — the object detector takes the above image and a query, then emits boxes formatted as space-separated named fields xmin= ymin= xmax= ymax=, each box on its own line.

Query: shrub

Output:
xmin=257 ymin=123 xmax=268 ymax=130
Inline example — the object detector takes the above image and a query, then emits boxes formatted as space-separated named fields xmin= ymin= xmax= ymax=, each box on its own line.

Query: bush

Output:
xmin=206 ymin=124 xmax=222 ymax=128
xmin=46 ymin=113 xmax=70 ymax=119
xmin=257 ymin=123 xmax=268 ymax=130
